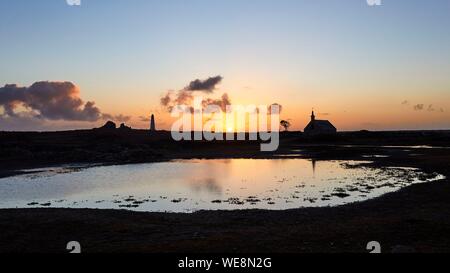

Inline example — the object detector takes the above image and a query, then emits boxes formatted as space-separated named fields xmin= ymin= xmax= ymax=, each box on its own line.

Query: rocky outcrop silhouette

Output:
xmin=119 ymin=123 xmax=132 ymax=131
xmin=98 ymin=121 xmax=117 ymax=130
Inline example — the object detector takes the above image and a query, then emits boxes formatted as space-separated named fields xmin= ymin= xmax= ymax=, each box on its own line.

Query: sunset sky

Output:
xmin=1 ymin=0 xmax=449 ymax=131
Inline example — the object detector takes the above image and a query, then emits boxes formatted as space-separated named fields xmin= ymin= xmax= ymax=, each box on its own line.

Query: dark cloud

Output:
xmin=186 ymin=76 xmax=223 ymax=93
xmin=0 ymin=81 xmax=131 ymax=131
xmin=175 ymin=89 xmax=194 ymax=105
xmin=161 ymin=90 xmax=193 ymax=113
xmin=413 ymin=104 xmax=425 ymax=111
xmin=0 ymin=81 xmax=101 ymax=121
xmin=160 ymin=76 xmax=282 ymax=116
xmin=160 ymin=92 xmax=172 ymax=107
xmin=161 ymin=76 xmax=230 ymax=113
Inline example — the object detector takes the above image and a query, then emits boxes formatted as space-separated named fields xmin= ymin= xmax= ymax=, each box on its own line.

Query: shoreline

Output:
xmin=1 ymin=130 xmax=450 ymax=253
xmin=1 ymin=176 xmax=449 ymax=253
xmin=1 ymin=141 xmax=449 ymax=179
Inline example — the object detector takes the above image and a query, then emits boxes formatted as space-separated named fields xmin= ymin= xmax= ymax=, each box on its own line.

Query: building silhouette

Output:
xmin=304 ymin=111 xmax=337 ymax=136
xmin=150 ymin=114 xmax=156 ymax=131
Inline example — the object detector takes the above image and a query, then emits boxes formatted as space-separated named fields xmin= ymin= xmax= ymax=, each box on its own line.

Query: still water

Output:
xmin=0 ymin=159 xmax=444 ymax=212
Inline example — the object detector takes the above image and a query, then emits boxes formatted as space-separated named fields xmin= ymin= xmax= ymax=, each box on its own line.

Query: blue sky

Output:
xmin=1 ymin=0 xmax=449 ymax=131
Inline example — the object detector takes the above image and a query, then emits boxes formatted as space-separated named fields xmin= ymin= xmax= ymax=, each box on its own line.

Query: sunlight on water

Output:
xmin=0 ymin=159 xmax=444 ymax=213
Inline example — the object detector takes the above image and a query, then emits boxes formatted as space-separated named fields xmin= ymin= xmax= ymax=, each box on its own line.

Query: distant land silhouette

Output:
xmin=1 ymin=122 xmax=449 ymax=178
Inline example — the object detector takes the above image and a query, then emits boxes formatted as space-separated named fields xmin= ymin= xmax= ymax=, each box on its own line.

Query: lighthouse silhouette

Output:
xmin=150 ymin=114 xmax=156 ymax=131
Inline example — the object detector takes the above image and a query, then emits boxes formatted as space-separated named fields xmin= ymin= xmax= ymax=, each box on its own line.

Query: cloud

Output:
xmin=202 ymin=93 xmax=231 ymax=112
xmin=175 ymin=89 xmax=194 ymax=105
xmin=101 ymin=113 xmax=131 ymax=123
xmin=404 ymin=100 xmax=445 ymax=113
xmin=0 ymin=112 xmax=45 ymax=131
xmin=0 ymin=111 xmax=110 ymax=131
xmin=413 ymin=104 xmax=425 ymax=111
xmin=160 ymin=76 xmax=282 ymax=116
xmin=0 ymin=82 xmax=102 ymax=121
xmin=185 ymin=76 xmax=223 ymax=93
xmin=139 ymin=116 xmax=151 ymax=122
xmin=161 ymin=76 xmax=230 ymax=112
xmin=411 ymin=103 xmax=445 ymax=113
xmin=160 ymin=92 xmax=173 ymax=107
xmin=0 ymin=81 xmax=131 ymax=131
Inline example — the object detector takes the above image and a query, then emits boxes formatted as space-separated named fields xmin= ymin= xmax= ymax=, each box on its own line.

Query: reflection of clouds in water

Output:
xmin=188 ymin=178 xmax=222 ymax=194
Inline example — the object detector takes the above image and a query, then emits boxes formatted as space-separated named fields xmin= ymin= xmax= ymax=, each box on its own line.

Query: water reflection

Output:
xmin=188 ymin=178 xmax=222 ymax=194
xmin=0 ymin=159 xmax=444 ymax=212
xmin=312 ymin=159 xmax=316 ymax=176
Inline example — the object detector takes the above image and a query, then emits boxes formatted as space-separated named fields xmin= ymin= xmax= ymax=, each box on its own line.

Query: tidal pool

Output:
xmin=0 ymin=159 xmax=444 ymax=212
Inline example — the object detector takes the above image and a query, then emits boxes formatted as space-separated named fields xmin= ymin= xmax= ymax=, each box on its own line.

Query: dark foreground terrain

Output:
xmin=1 ymin=128 xmax=449 ymax=176
xmin=0 ymin=129 xmax=449 ymax=253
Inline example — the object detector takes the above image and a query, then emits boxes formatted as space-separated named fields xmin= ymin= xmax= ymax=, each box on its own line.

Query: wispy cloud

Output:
xmin=102 ymin=113 xmax=131 ymax=123
xmin=403 ymin=100 xmax=445 ymax=113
